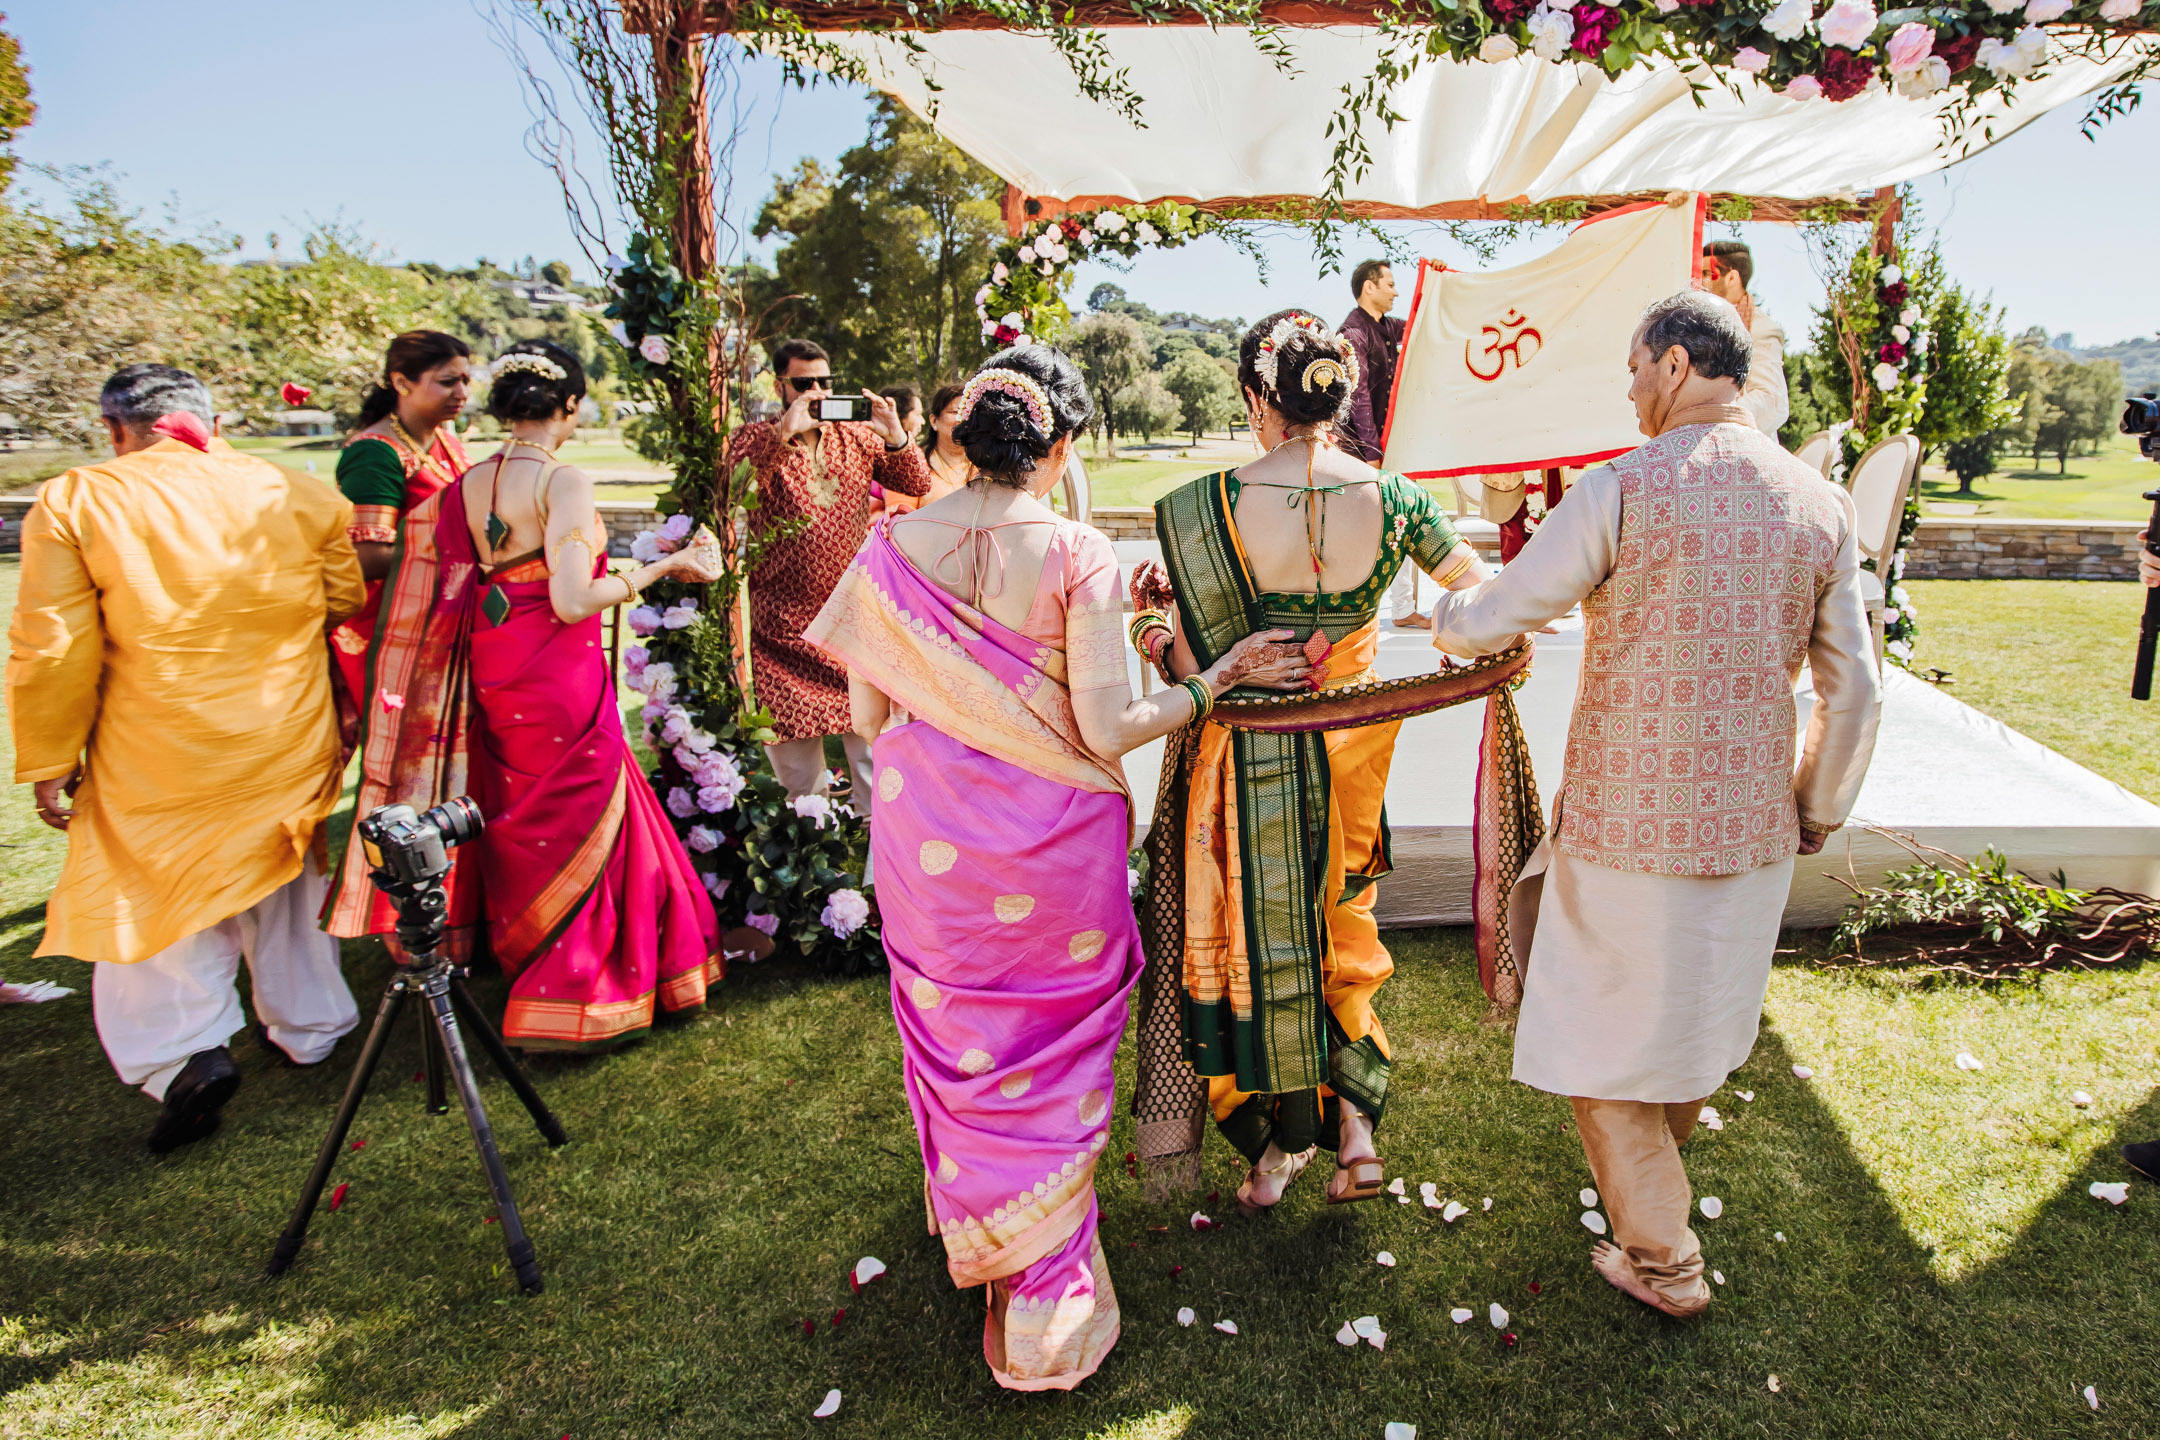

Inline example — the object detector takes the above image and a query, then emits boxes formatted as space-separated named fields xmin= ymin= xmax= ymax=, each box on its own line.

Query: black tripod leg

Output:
xmin=424 ymin=983 xmax=545 ymax=1295
xmin=268 ymin=977 xmax=408 ymax=1276
xmin=421 ymin=1007 xmax=450 ymax=1115
xmin=449 ymin=974 xmax=568 ymax=1147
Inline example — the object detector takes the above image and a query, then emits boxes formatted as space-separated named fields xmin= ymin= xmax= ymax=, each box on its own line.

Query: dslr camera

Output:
xmin=357 ymin=798 xmax=484 ymax=889
xmin=2120 ymin=392 xmax=2160 ymax=459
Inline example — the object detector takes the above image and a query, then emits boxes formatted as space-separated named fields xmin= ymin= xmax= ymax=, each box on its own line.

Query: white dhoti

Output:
xmin=92 ymin=863 xmax=357 ymax=1101
xmin=1509 ymin=844 xmax=1795 ymax=1103
xmin=1383 ymin=568 xmax=1419 ymax=623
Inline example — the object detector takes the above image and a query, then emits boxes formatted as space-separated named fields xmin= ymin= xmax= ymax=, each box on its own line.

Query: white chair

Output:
xmin=1845 ymin=432 xmax=1921 ymax=669
xmin=1793 ymin=429 xmax=1837 ymax=479
xmin=1060 ymin=449 xmax=1092 ymax=525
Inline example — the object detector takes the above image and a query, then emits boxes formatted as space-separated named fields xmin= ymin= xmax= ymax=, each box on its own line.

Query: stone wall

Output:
xmin=1903 ymin=518 xmax=2144 ymax=581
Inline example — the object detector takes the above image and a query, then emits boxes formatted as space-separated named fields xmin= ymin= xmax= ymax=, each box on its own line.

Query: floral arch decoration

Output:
xmin=976 ymin=202 xmax=1222 ymax=342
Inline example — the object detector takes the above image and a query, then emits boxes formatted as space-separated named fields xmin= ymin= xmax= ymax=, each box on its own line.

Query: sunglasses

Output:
xmin=785 ymin=375 xmax=844 ymax=393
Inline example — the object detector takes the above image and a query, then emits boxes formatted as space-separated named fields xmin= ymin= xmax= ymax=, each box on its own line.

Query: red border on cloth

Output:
xmin=1377 ymin=256 xmax=1444 ymax=461
xmin=1381 ymin=195 xmax=1706 ymax=481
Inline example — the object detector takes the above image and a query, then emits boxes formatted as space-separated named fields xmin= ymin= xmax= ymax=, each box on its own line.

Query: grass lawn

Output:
xmin=2 ymin=562 xmax=2157 ymax=1437
xmin=1907 ymin=578 xmax=2160 ymax=803
xmin=1920 ymin=433 xmax=2157 ymax=522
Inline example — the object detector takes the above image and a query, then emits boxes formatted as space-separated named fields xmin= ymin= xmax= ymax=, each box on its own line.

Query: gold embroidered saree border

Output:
xmin=496 ymin=767 xmax=627 ymax=967
xmin=940 ymin=1134 xmax=1107 ymax=1288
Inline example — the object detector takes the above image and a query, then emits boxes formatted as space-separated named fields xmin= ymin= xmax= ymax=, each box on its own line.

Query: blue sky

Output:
xmin=9 ymin=0 xmax=2156 ymax=348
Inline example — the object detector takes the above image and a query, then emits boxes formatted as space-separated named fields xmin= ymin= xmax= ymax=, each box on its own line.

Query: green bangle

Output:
xmin=1180 ymin=675 xmax=1214 ymax=723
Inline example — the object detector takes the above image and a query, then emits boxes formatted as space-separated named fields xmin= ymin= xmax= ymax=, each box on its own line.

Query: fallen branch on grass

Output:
xmin=1822 ymin=828 xmax=2160 ymax=981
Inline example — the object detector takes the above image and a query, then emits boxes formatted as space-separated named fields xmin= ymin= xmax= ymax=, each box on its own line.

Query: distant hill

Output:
xmin=2056 ymin=333 xmax=2160 ymax=396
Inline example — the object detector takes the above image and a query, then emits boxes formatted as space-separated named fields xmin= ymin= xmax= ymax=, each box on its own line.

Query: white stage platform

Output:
xmin=1111 ymin=542 xmax=2160 ymax=929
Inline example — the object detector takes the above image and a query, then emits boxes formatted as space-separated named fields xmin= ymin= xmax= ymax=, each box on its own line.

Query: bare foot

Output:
xmin=1391 ymin=611 xmax=1433 ymax=630
xmin=1591 ymin=1241 xmax=1705 ymax=1318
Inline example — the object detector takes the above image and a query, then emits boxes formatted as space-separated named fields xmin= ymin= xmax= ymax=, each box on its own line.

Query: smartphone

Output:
xmin=817 ymin=395 xmax=872 ymax=423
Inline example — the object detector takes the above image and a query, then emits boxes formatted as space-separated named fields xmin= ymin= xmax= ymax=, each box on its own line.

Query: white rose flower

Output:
xmin=2024 ymin=0 xmax=2070 ymax=18
xmin=1527 ymin=6 xmax=1575 ymax=60
xmin=1912 ymin=331 xmax=1929 ymax=354
xmin=1892 ymin=324 xmax=1911 ymax=343
xmin=792 ymin=793 xmax=834 ymax=829
xmin=1135 ymin=221 xmax=1161 ymax=244
xmin=999 ymin=312 xmax=1025 ymax=332
xmin=1872 ymin=361 xmax=1902 ymax=390
xmin=1017 ymin=243 xmax=1036 ymax=263
xmin=638 ymin=333 xmax=670 ymax=366
xmin=992 ymin=262 xmax=1009 ymax=282
xmin=1094 ymin=211 xmax=1125 ymax=233
xmin=1479 ymin=32 xmax=1521 ymax=60
xmin=1816 ymin=0 xmax=1877 ymax=50
xmin=2100 ymin=0 xmax=2140 ymax=19
xmin=1900 ymin=306 xmax=1920 ymax=324
xmin=2013 ymin=23 xmax=2049 ymax=62
xmin=974 ymin=285 xmax=992 ymax=305
xmin=1879 ymin=264 xmax=1902 ymax=286
xmin=1654 ymin=0 xmax=1681 ymax=12
xmin=1762 ymin=0 xmax=1813 ymax=41
xmin=1894 ymin=55 xmax=1951 ymax=96
xmin=1984 ymin=0 xmax=2019 ymax=12
xmin=1733 ymin=46 xmax=1772 ymax=72
xmin=1975 ymin=36 xmax=2020 ymax=73
xmin=1041 ymin=223 xmax=1063 ymax=246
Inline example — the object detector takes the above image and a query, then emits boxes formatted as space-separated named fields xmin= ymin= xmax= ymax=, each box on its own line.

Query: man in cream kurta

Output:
xmin=1430 ymin=293 xmax=1879 ymax=1317
xmin=8 ymin=365 xmax=365 ymax=1153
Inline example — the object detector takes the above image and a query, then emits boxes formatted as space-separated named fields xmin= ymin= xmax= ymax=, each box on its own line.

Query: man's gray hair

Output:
xmin=1636 ymin=291 xmax=1752 ymax=385
xmin=99 ymin=364 xmax=214 ymax=429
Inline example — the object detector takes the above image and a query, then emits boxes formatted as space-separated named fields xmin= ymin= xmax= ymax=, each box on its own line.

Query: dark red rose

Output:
xmin=1060 ymin=217 xmax=1085 ymax=240
xmin=1879 ymin=340 xmax=1908 ymax=364
xmin=1819 ymin=46 xmax=1876 ymax=102
xmin=1675 ymin=0 xmax=1719 ymax=8
xmin=1485 ymin=0 xmax=1538 ymax=24
xmin=1880 ymin=280 xmax=1910 ymax=307
xmin=802 ymin=1318 xmax=816 ymax=1337
xmin=1572 ymin=4 xmax=1618 ymax=57
xmin=994 ymin=324 xmax=1021 ymax=345
xmin=1933 ymin=29 xmax=1981 ymax=75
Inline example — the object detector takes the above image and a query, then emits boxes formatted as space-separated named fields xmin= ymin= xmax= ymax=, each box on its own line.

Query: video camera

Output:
xmin=2119 ymin=393 xmax=2160 ymax=700
xmin=356 ymin=798 xmax=483 ymax=890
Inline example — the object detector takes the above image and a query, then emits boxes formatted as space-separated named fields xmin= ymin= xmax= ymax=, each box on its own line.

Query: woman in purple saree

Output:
xmin=328 ymin=341 xmax=723 ymax=1047
xmin=807 ymin=347 xmax=1308 ymax=1390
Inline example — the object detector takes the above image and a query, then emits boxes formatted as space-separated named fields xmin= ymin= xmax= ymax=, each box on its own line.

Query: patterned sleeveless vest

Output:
xmin=1557 ymin=422 xmax=1847 ymax=877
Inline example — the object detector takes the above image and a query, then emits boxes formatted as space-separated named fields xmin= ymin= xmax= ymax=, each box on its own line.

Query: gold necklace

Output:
xmin=390 ymin=415 xmax=449 ymax=480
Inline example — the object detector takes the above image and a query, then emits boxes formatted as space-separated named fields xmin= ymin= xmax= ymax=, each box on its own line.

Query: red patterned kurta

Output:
xmin=728 ymin=420 xmax=931 ymax=741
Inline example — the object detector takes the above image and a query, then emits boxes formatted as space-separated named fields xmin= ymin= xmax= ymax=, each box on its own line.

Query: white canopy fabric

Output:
xmin=813 ymin=29 xmax=2154 ymax=205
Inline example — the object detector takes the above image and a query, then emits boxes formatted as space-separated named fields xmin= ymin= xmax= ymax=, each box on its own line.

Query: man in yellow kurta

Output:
xmin=8 ymin=364 xmax=366 ymax=1153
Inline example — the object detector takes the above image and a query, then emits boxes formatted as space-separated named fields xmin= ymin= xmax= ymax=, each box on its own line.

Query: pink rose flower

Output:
xmin=1884 ymin=21 xmax=1934 ymax=72
xmin=1733 ymin=45 xmax=1771 ymax=71
xmin=1816 ymin=0 xmax=1877 ymax=49
xmin=746 ymin=912 xmax=780 ymax=937
xmin=687 ymin=824 xmax=720 ymax=853
xmin=638 ymin=333 xmax=671 ymax=366
xmin=667 ymin=787 xmax=697 ymax=819
xmin=1783 ymin=74 xmax=1825 ymax=99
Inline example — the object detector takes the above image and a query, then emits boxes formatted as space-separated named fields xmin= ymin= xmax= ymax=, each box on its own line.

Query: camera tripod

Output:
xmin=266 ymin=854 xmax=567 ymax=1294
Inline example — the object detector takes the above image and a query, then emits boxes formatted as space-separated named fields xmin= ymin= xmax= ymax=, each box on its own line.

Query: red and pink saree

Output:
xmin=806 ymin=518 xmax=1140 ymax=1391
xmin=325 ymin=475 xmax=721 ymax=1048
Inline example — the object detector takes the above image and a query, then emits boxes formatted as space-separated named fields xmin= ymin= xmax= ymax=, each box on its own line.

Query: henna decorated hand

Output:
xmin=1128 ymin=560 xmax=1176 ymax=616
xmin=1211 ymin=629 xmax=1310 ymax=692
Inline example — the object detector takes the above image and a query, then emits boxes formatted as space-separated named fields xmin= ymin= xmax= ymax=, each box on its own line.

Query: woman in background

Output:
xmin=806 ymin=346 xmax=1305 ymax=1391
xmin=331 ymin=330 xmax=474 ymax=706
xmin=328 ymin=341 xmax=724 ymax=1049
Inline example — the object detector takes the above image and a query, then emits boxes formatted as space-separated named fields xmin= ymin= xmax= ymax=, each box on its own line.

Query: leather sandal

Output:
xmin=1235 ymin=1146 xmax=1317 ymax=1216
xmin=1324 ymin=1154 xmax=1386 ymax=1205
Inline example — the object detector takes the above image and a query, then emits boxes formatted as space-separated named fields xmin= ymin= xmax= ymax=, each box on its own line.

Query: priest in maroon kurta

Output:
xmin=728 ymin=340 xmax=931 ymax=815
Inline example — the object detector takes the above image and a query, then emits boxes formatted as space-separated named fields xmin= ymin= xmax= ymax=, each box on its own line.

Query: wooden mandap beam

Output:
xmin=1002 ymin=185 xmax=1898 ymax=235
xmin=627 ymin=0 xmax=1453 ymax=31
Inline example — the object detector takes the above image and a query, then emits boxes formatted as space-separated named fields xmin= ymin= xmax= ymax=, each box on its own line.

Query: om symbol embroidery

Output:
xmin=1465 ymin=308 xmax=1542 ymax=383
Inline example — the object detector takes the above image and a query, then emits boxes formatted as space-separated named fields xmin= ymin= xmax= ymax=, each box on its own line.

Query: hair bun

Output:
xmin=1254 ymin=320 xmax=1357 ymax=428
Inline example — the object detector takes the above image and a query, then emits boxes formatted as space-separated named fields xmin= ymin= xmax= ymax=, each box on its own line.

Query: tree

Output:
xmin=1944 ymin=432 xmax=2001 ymax=490
xmin=2033 ymin=352 xmax=2120 ymax=473
xmin=1911 ymin=274 xmax=2016 ymax=487
xmin=1111 ymin=370 xmax=1182 ymax=444
xmin=541 ymin=259 xmax=575 ymax=286
xmin=1162 ymin=347 xmax=1238 ymax=440
xmin=754 ymin=99 xmax=1005 ymax=394
xmin=0 ymin=13 xmax=30 ymax=195
xmin=1066 ymin=311 xmax=1151 ymax=458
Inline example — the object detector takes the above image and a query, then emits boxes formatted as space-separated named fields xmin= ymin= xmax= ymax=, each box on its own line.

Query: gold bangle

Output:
xmin=615 ymin=571 xmax=642 ymax=605
xmin=1431 ymin=545 xmax=1477 ymax=589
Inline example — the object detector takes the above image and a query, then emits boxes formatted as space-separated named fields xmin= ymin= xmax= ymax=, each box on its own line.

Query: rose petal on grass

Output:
xmin=1451 ymin=1307 xmax=1473 ymax=1324
xmin=1336 ymin=1320 xmax=1359 ymax=1346
xmin=831 ymin=1308 xmax=845 ymax=1327
xmin=1177 ymin=1307 xmax=1196 ymax=1327
xmin=1190 ymin=1211 xmax=1214 ymax=1231
xmin=1423 ymin=1193 xmax=1444 ymax=1210
xmin=1419 ymin=1181 xmax=1439 ymax=1198
xmin=853 ymin=1256 xmax=887 ymax=1288
xmin=1388 ymin=1177 xmax=1406 ymax=1195
xmin=1489 ymin=1303 xmax=1509 ymax=1329
xmin=1713 ymin=1270 xmax=1726 ymax=1285
xmin=813 ymin=1388 xmax=842 ymax=1418
xmin=1699 ymin=1196 xmax=1724 ymax=1220
xmin=2072 ymin=1090 xmax=2093 ymax=1107
xmin=2085 ymin=1385 xmax=2100 ymax=1410
xmin=1700 ymin=1106 xmax=1723 ymax=1131
xmin=1213 ymin=1319 xmax=1238 ymax=1335
xmin=1580 ymin=1210 xmax=1607 ymax=1235
xmin=1528 ymin=1281 xmax=1542 ymax=1295
xmin=1351 ymin=1315 xmax=1386 ymax=1348
xmin=1441 ymin=1200 xmax=1470 ymax=1223
xmin=1775 ymin=1231 xmax=1788 ymax=1242
xmin=1376 ymin=1251 xmax=1397 ymax=1267
xmin=801 ymin=1318 xmax=815 ymax=1338
xmin=1737 ymin=1090 xmax=1755 ymax=1101
xmin=1397 ymin=1194 xmax=1410 ymax=1205
xmin=1385 ymin=1425 xmax=1418 ymax=1440
xmin=328 ymin=1182 xmax=349 ymax=1211
xmin=1503 ymin=1331 xmax=1518 ymax=1347
xmin=1767 ymin=1375 xmax=1781 ymax=1394
xmin=1579 ymin=1187 xmax=1599 ymax=1208
xmin=1482 ymin=1197 xmax=1493 ymax=1211
xmin=2089 ymin=1180 xmax=2130 ymax=1205
xmin=1955 ymin=1051 xmax=1984 ymax=1071
xmin=1791 ymin=1065 xmax=1813 ymax=1079
xmin=348 ymin=1139 xmax=366 ymax=1152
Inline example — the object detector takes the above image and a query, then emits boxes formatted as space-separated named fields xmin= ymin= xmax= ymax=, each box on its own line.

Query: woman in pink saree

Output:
xmin=327 ymin=341 xmax=723 ymax=1048
xmin=807 ymin=347 xmax=1308 ymax=1390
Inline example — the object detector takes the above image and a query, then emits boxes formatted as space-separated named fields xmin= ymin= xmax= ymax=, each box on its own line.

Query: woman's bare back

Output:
xmin=1231 ymin=439 xmax=1385 ymax=595
xmin=463 ymin=445 xmax=581 ymax=563
xmin=889 ymin=485 xmax=1061 ymax=635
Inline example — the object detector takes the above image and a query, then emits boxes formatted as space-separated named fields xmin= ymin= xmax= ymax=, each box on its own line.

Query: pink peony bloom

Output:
xmin=821 ymin=888 xmax=871 ymax=939
xmin=627 ymin=605 xmax=663 ymax=637
xmin=660 ymin=514 xmax=694 ymax=542
xmin=1884 ymin=21 xmax=1935 ymax=71
xmin=1783 ymin=74 xmax=1826 ymax=99
xmin=658 ymin=708 xmax=692 ymax=746
xmin=2100 ymin=0 xmax=2139 ymax=18
xmin=667 ymin=787 xmax=697 ymax=819
xmin=638 ymin=333 xmax=671 ymax=366
xmin=698 ymin=782 xmax=741 ymax=814
xmin=1816 ymin=0 xmax=1877 ymax=49
xmin=1732 ymin=45 xmax=1771 ymax=71
xmin=623 ymin=645 xmax=648 ymax=678
xmin=746 ymin=912 xmax=780 ymax=937
xmin=686 ymin=824 xmax=720 ymax=853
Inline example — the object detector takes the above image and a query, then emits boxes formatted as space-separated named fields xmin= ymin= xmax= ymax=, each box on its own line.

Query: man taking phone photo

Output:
xmin=727 ymin=339 xmax=931 ymax=815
